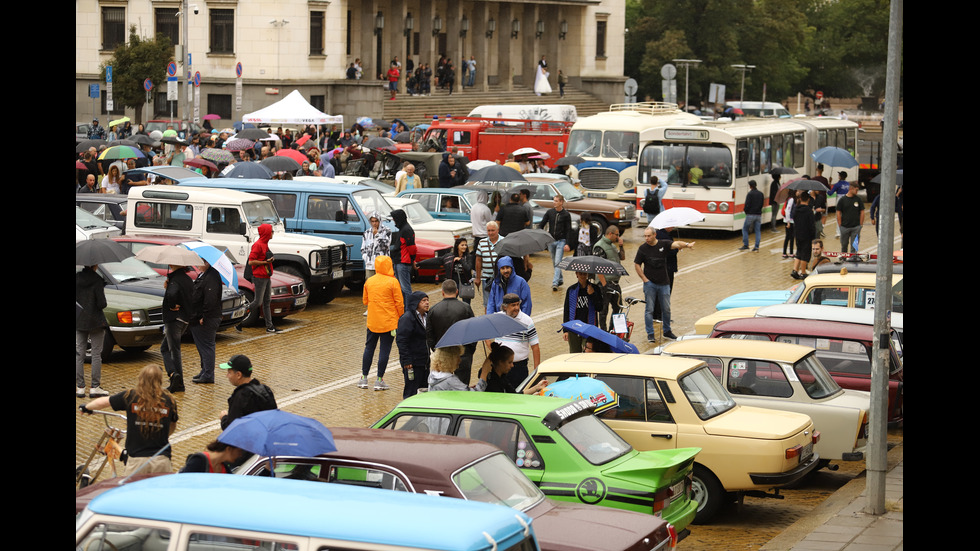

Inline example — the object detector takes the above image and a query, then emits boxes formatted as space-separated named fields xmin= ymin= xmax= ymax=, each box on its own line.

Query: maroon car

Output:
xmin=236 ymin=427 xmax=681 ymax=551
xmin=710 ymin=316 xmax=903 ymax=426
xmin=112 ymin=235 xmax=309 ymax=327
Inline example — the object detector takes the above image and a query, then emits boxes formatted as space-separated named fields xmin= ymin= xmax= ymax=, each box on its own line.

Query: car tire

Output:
xmin=100 ymin=331 xmax=116 ymax=363
xmin=592 ymin=215 xmax=608 ymax=236
xmin=240 ymin=289 xmax=260 ymax=327
xmin=691 ymin=465 xmax=727 ymax=524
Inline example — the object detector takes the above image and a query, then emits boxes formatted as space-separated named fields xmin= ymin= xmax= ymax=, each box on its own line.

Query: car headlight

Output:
xmin=707 ymin=202 xmax=717 ymax=212
xmin=719 ymin=202 xmax=730 ymax=212
xmin=117 ymin=310 xmax=145 ymax=325
xmin=623 ymin=178 xmax=634 ymax=189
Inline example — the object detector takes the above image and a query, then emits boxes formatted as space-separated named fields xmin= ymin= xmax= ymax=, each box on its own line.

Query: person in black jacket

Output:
xmin=740 ymin=179 xmax=765 ymax=251
xmin=161 ymin=265 xmax=196 ymax=393
xmin=397 ymin=291 xmax=431 ymax=399
xmin=219 ymin=355 xmax=277 ymax=430
xmin=562 ymin=272 xmax=604 ymax=353
xmin=426 ymin=280 xmax=476 ymax=384
xmin=190 ymin=261 xmax=223 ymax=384
xmin=496 ymin=192 xmax=530 ymax=236
xmin=539 ymin=194 xmax=573 ymax=291
xmin=76 ymin=265 xmax=109 ymax=398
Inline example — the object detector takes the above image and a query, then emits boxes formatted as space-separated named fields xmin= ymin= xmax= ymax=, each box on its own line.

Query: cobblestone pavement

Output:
xmin=76 ymin=216 xmax=902 ymax=550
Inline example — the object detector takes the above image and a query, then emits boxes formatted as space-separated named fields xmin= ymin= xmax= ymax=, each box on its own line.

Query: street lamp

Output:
xmin=404 ymin=12 xmax=413 ymax=37
xmin=672 ymin=58 xmax=701 ymax=111
xmin=460 ymin=15 xmax=469 ymax=38
xmin=559 ymin=20 xmax=568 ymax=40
xmin=374 ymin=11 xmax=384 ymax=35
xmin=536 ymin=20 xmax=544 ymax=39
xmin=486 ymin=17 xmax=496 ymax=39
xmin=433 ymin=15 xmax=442 ymax=36
xmin=511 ymin=19 xmax=520 ymax=39
xmin=730 ymin=64 xmax=755 ymax=103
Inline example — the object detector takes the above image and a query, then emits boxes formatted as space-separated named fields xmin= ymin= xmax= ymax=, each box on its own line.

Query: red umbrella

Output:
xmin=184 ymin=157 xmax=218 ymax=171
xmin=276 ymin=148 xmax=308 ymax=163
xmin=76 ymin=160 xmax=87 ymax=170
xmin=203 ymin=114 xmax=222 ymax=120
xmin=295 ymin=134 xmax=311 ymax=146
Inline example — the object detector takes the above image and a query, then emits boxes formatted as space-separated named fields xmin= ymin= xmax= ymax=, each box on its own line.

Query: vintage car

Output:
xmin=76 ymin=206 xmax=122 ymax=242
xmin=76 ymin=194 xmax=128 ymax=232
xmin=112 ymin=235 xmax=309 ymax=327
xmin=526 ymin=354 xmax=820 ymax=524
xmin=384 ymin=195 xmax=474 ymax=247
xmin=660 ymin=339 xmax=870 ymax=465
xmin=373 ymin=392 xmax=700 ymax=537
xmin=236 ymin=427 xmax=681 ymax=551
xmin=97 ymin=288 xmax=165 ymax=361
xmin=76 ymin=474 xmax=543 ymax=551
xmin=330 ymin=174 xmax=397 ymax=195
xmin=715 ymin=266 xmax=903 ymax=312
xmin=82 ymin=255 xmax=247 ymax=330
xmin=709 ymin=311 xmax=904 ymax=427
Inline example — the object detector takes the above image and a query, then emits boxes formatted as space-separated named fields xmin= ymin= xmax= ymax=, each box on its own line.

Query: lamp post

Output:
xmin=672 ymin=58 xmax=701 ymax=111
xmin=730 ymin=64 xmax=755 ymax=103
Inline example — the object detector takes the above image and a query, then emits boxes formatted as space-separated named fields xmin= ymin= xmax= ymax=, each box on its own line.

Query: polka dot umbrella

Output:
xmin=557 ymin=255 xmax=629 ymax=276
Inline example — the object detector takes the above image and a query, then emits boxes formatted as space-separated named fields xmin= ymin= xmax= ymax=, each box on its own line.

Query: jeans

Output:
xmin=839 ymin=225 xmax=860 ymax=254
xmin=643 ymin=280 xmax=672 ymax=338
xmin=394 ymin=262 xmax=412 ymax=305
xmin=467 ymin=71 xmax=476 ymax=87
xmin=742 ymin=214 xmax=762 ymax=248
xmin=246 ymin=277 xmax=274 ymax=329
xmin=482 ymin=277 xmax=494 ymax=312
xmin=191 ymin=317 xmax=221 ymax=380
xmin=547 ymin=239 xmax=566 ymax=286
xmin=362 ymin=329 xmax=394 ymax=379
xmin=76 ymin=328 xmax=104 ymax=388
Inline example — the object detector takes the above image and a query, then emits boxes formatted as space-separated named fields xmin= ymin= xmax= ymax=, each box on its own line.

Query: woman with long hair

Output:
xmin=101 ymin=164 xmax=122 ymax=194
xmin=480 ymin=343 xmax=548 ymax=394
xmin=180 ymin=440 xmax=245 ymax=473
xmin=80 ymin=364 xmax=179 ymax=475
xmin=444 ymin=238 xmax=475 ymax=305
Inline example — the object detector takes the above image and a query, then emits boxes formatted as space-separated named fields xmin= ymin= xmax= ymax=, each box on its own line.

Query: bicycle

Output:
xmin=607 ymin=288 xmax=645 ymax=343
xmin=76 ymin=409 xmax=127 ymax=489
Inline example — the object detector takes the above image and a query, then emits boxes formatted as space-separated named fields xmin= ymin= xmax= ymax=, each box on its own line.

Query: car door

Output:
xmin=298 ymin=193 xmax=365 ymax=257
xmin=593 ymin=375 xmax=678 ymax=452
xmin=202 ymin=205 xmax=251 ymax=262
xmin=454 ymin=416 xmax=547 ymax=484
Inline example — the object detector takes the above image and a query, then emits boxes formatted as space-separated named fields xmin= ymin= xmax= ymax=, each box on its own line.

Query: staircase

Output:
xmin=382 ymin=82 xmax=610 ymax=126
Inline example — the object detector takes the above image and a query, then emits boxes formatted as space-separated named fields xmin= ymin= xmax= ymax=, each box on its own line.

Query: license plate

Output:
xmin=587 ymin=192 xmax=606 ymax=198
xmin=332 ymin=269 xmax=344 ymax=280
xmin=800 ymin=442 xmax=813 ymax=464
xmin=295 ymin=296 xmax=308 ymax=306
xmin=669 ymin=479 xmax=686 ymax=504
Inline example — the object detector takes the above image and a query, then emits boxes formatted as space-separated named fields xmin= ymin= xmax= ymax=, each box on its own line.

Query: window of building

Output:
xmin=209 ymin=8 xmax=234 ymax=54
xmin=310 ymin=11 xmax=324 ymax=56
xmin=102 ymin=6 xmax=126 ymax=50
xmin=596 ymin=19 xmax=607 ymax=59
xmin=207 ymin=94 xmax=232 ymax=120
xmin=155 ymin=8 xmax=179 ymax=47
xmin=310 ymin=95 xmax=325 ymax=112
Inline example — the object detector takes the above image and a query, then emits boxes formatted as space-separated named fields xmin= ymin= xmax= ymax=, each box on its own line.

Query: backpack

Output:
xmin=643 ymin=188 xmax=661 ymax=216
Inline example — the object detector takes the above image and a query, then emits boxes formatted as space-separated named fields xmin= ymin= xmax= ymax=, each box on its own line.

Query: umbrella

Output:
xmin=235 ymin=128 xmax=273 ymax=141
xmin=218 ymin=410 xmax=337 ymax=458
xmin=775 ymin=179 xmax=829 ymax=203
xmin=160 ymin=136 xmax=188 ymax=146
xmin=131 ymin=134 xmax=157 ymax=147
xmin=557 ymin=255 xmax=629 ymax=276
xmin=184 ymin=157 xmax=218 ymax=172
xmin=134 ymin=244 xmax=203 ymax=266
xmin=276 ymin=148 xmax=308 ymax=163
xmin=512 ymin=147 xmax=540 ymax=157
xmin=107 ymin=139 xmax=139 ymax=148
xmin=222 ymin=161 xmax=275 ymax=179
xmin=769 ymin=166 xmax=798 ymax=176
xmin=75 ymin=160 xmax=87 ymax=170
xmin=539 ymin=373 xmax=621 ymax=413
xmin=76 ymin=239 xmax=134 ymax=266
xmin=76 ymin=139 xmax=107 ymax=153
xmin=650 ymin=207 xmax=705 ymax=229
xmin=180 ymin=241 xmax=238 ymax=291
xmin=468 ymin=164 xmax=526 ymax=184
xmin=393 ymin=131 xmax=412 ymax=143
xmin=810 ymin=146 xmax=858 ymax=168
xmin=435 ymin=313 xmax=528 ymax=348
xmin=97 ymin=145 xmax=145 ymax=161
xmin=561 ymin=320 xmax=639 ymax=355
xmin=294 ymin=135 xmax=312 ymax=147
xmin=202 ymin=114 xmax=222 ymax=120
xmin=108 ymin=116 xmax=130 ymax=128
xmin=870 ymin=169 xmax=903 ymax=186
xmin=199 ymin=148 xmax=235 ymax=164
xmin=224 ymin=138 xmax=255 ymax=152
xmin=261 ymin=156 xmax=302 ymax=172
xmin=365 ymin=137 xmax=397 ymax=150
xmin=555 ymin=156 xmax=585 ymax=167
xmin=465 ymin=159 xmax=496 ymax=172
xmin=492 ymin=228 xmax=555 ymax=256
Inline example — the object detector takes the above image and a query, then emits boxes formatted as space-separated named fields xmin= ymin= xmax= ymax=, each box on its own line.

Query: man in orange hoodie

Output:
xmin=359 ymin=255 xmax=404 ymax=391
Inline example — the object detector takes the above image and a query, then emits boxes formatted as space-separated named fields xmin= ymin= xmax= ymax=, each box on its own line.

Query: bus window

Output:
xmin=818 ymin=130 xmax=828 ymax=149
xmin=568 ymin=130 xmax=601 ymax=157
xmin=602 ymin=131 xmax=639 ymax=160
xmin=736 ymin=139 xmax=749 ymax=178
xmin=638 ymin=147 xmax=663 ymax=184
xmin=845 ymin=129 xmax=857 ymax=156
xmin=793 ymin=132 xmax=805 ymax=168
xmin=749 ymin=137 xmax=760 ymax=175
xmin=760 ymin=136 xmax=771 ymax=173
xmin=772 ymin=135 xmax=783 ymax=168
xmin=642 ymin=143 xmax=731 ymax=187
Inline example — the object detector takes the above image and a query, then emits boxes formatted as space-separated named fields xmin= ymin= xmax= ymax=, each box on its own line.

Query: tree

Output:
xmin=100 ymin=26 xmax=173 ymax=124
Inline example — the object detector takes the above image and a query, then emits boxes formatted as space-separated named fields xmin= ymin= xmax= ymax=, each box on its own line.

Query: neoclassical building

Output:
xmin=76 ymin=0 xmax=625 ymax=126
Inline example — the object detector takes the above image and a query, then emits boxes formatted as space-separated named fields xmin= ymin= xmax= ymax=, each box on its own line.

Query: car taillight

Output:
xmin=653 ymin=486 xmax=670 ymax=515
xmin=667 ymin=523 xmax=678 ymax=549
xmin=785 ymin=445 xmax=803 ymax=459
xmin=812 ymin=431 xmax=820 ymax=445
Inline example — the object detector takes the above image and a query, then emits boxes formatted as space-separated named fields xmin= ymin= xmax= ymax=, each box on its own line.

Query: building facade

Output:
xmin=76 ymin=0 xmax=625 ymax=127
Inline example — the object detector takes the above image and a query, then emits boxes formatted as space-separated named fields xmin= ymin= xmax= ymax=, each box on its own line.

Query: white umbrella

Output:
xmin=650 ymin=207 xmax=704 ymax=229
xmin=465 ymin=159 xmax=496 ymax=171
xmin=512 ymin=147 xmax=540 ymax=157
xmin=134 ymin=245 xmax=204 ymax=267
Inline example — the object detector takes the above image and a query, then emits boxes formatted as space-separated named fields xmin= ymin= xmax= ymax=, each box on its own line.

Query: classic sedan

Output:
xmin=236 ymin=427 xmax=681 ymax=551
xmin=527 ymin=354 xmax=820 ymax=524
xmin=397 ymin=185 xmax=581 ymax=230
xmin=76 ymin=194 xmax=128 ymax=232
xmin=384 ymin=195 xmax=473 ymax=247
xmin=112 ymin=235 xmax=309 ymax=327
xmin=373 ymin=392 xmax=700 ymax=539
xmin=97 ymin=288 xmax=165 ymax=361
xmin=715 ymin=266 xmax=903 ymax=312
xmin=660 ymin=339 xmax=870 ymax=465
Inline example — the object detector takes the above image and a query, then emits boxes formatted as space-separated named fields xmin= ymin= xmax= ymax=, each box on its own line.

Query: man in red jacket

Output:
xmin=237 ymin=223 xmax=280 ymax=333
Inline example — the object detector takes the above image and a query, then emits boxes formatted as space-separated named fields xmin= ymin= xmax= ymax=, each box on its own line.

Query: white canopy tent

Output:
xmin=241 ymin=90 xmax=343 ymax=127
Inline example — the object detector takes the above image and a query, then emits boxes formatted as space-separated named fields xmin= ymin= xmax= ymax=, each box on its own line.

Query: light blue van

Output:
xmin=179 ymin=178 xmax=397 ymax=282
xmin=77 ymin=473 xmax=541 ymax=551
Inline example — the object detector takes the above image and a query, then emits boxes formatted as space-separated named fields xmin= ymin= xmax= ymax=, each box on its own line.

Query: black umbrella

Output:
xmin=235 ymin=128 xmax=273 ymax=141
xmin=107 ymin=139 xmax=139 ymax=148
xmin=774 ymin=179 xmax=829 ymax=203
xmin=76 ymin=139 xmax=107 ymax=154
xmin=221 ymin=161 xmax=275 ymax=179
xmin=393 ymin=131 xmax=412 ymax=143
xmin=160 ymin=136 xmax=189 ymax=146
xmin=468 ymin=165 xmax=526 ymax=184
xmin=555 ymin=156 xmax=585 ymax=167
xmin=131 ymin=134 xmax=157 ymax=146
xmin=769 ymin=166 xmax=798 ymax=176
xmin=260 ymin=156 xmax=302 ymax=172
xmin=76 ymin=239 xmax=134 ymax=266
xmin=870 ymin=169 xmax=903 ymax=186
xmin=557 ymin=255 xmax=629 ymax=276
xmin=492 ymin=228 xmax=555 ymax=256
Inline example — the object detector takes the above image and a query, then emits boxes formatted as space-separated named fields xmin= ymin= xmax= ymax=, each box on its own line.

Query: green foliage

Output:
xmin=100 ymin=26 xmax=173 ymax=119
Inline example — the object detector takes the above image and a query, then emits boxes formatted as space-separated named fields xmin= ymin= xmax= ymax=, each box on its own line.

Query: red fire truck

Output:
xmin=419 ymin=115 xmax=572 ymax=167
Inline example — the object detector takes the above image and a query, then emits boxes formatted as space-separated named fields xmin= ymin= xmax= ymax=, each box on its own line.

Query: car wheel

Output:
xmin=119 ymin=345 xmax=151 ymax=353
xmin=100 ymin=331 xmax=116 ymax=363
xmin=592 ymin=214 xmax=608 ymax=236
xmin=240 ymin=289 xmax=260 ymax=327
xmin=691 ymin=465 xmax=727 ymax=524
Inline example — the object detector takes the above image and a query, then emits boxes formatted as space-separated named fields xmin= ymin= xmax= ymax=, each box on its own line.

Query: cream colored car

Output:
xmin=528 ymin=354 xmax=820 ymax=524
xmin=661 ymin=339 xmax=869 ymax=466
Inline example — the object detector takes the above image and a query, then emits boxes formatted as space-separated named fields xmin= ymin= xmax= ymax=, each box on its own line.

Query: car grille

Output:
xmin=147 ymin=306 xmax=164 ymax=325
xmin=579 ymin=168 xmax=621 ymax=190
xmin=313 ymin=246 xmax=346 ymax=270
xmin=274 ymin=282 xmax=306 ymax=296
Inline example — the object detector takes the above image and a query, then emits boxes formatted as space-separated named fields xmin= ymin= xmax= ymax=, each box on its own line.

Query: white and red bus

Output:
xmin=636 ymin=117 xmax=859 ymax=230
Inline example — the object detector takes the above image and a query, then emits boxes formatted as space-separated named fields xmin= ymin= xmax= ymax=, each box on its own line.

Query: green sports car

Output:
xmin=373 ymin=391 xmax=701 ymax=538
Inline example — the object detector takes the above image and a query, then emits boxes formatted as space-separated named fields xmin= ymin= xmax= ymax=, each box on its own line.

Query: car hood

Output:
xmin=104 ymin=288 xmax=163 ymax=310
xmin=703 ymin=406 xmax=812 ymax=439
xmin=715 ymin=290 xmax=794 ymax=310
xmin=528 ymin=498 xmax=670 ymax=551
xmin=271 ymin=229 xmax=345 ymax=248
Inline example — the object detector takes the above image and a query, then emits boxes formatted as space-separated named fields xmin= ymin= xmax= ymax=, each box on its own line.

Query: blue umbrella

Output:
xmin=436 ymin=313 xmax=527 ymax=348
xmin=219 ymin=410 xmax=337 ymax=457
xmin=561 ymin=320 xmax=639 ymax=354
xmin=810 ymin=146 xmax=858 ymax=168
xmin=221 ymin=161 xmax=274 ymax=179
xmin=180 ymin=240 xmax=238 ymax=292
xmin=540 ymin=375 xmax=619 ymax=414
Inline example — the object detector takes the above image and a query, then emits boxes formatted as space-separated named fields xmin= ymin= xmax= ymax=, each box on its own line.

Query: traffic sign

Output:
xmin=236 ymin=62 xmax=243 ymax=78
xmin=106 ymin=66 xmax=113 ymax=83
xmin=167 ymin=62 xmax=177 ymax=77
xmin=194 ymin=72 xmax=201 ymax=87
xmin=143 ymin=78 xmax=153 ymax=91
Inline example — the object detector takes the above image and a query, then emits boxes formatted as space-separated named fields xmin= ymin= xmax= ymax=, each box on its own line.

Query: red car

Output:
xmin=112 ymin=235 xmax=309 ymax=326
xmin=710 ymin=316 xmax=903 ymax=426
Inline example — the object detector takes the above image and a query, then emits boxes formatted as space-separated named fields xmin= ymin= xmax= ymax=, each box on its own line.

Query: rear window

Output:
xmin=678 ymin=366 xmax=736 ymax=420
xmin=776 ymin=335 xmax=871 ymax=377
xmin=132 ymin=201 xmax=193 ymax=231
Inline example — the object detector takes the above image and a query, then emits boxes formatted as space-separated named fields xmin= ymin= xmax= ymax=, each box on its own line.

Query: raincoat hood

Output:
xmin=374 ymin=255 xmax=394 ymax=277
xmin=258 ymin=223 xmax=273 ymax=242
xmin=496 ymin=255 xmax=515 ymax=275
xmin=406 ymin=290 xmax=429 ymax=313
xmin=391 ymin=209 xmax=409 ymax=228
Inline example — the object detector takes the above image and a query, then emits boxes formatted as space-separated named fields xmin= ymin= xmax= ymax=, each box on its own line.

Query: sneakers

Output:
xmin=76 ymin=386 xmax=86 ymax=398
xmin=234 ymin=323 xmax=243 ymax=332
xmin=738 ymin=246 xmax=749 ymax=251
xmin=373 ymin=378 xmax=389 ymax=391
xmin=752 ymin=247 xmax=760 ymax=252
xmin=357 ymin=376 xmax=369 ymax=389
xmin=663 ymin=331 xmax=679 ymax=340
xmin=89 ymin=386 xmax=109 ymax=397
xmin=267 ymin=327 xmax=282 ymax=334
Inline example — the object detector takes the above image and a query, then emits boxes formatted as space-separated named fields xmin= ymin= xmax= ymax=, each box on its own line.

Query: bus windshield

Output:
xmin=639 ymin=143 xmax=733 ymax=188
xmin=568 ymin=130 xmax=639 ymax=160
xmin=568 ymin=130 xmax=601 ymax=157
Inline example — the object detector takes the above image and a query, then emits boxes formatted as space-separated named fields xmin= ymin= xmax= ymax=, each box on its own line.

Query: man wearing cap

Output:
xmin=492 ymin=293 xmax=540 ymax=388
xmin=88 ymin=118 xmax=106 ymax=140
xmin=219 ymin=355 xmax=278 ymax=430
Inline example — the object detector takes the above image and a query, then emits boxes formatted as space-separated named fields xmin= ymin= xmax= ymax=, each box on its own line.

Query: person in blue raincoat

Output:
xmin=486 ymin=256 xmax=531 ymax=316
